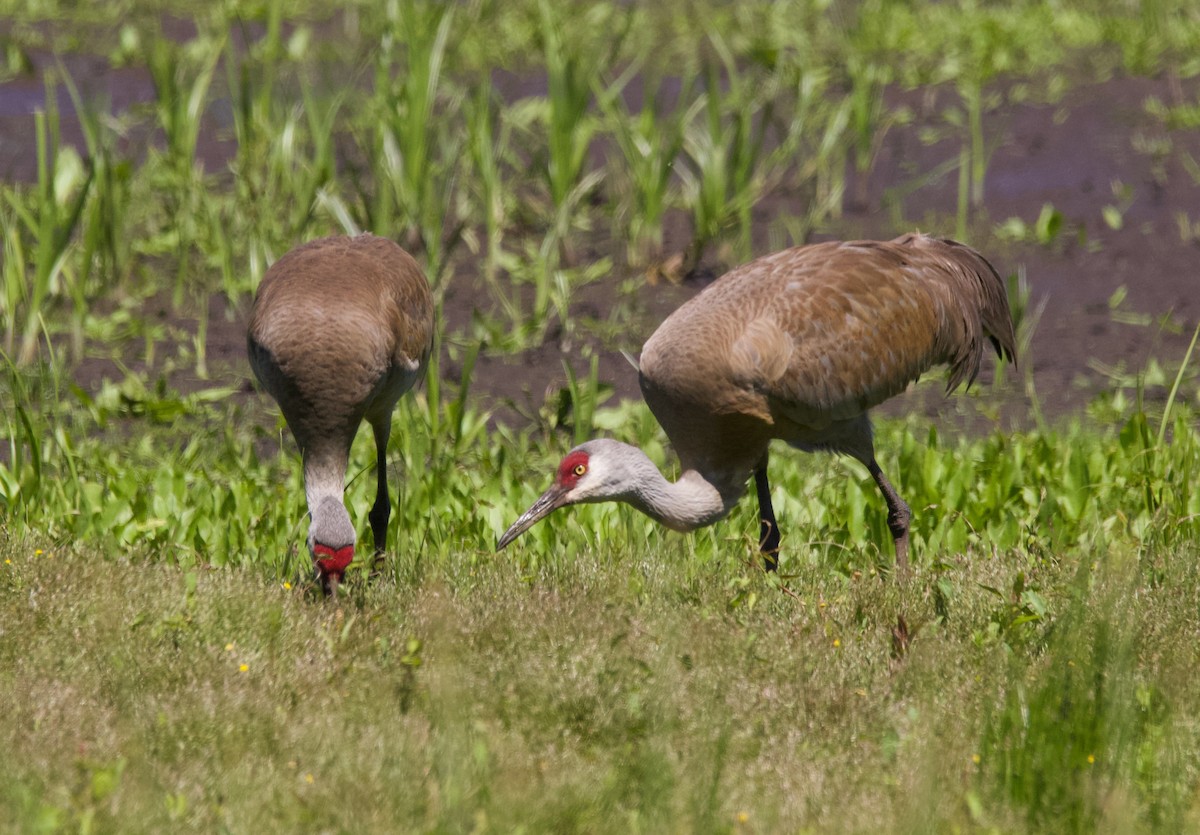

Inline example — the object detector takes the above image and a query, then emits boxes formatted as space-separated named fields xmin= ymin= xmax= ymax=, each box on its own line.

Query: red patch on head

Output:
xmin=557 ymin=450 xmax=591 ymax=488
xmin=313 ymin=544 xmax=354 ymax=578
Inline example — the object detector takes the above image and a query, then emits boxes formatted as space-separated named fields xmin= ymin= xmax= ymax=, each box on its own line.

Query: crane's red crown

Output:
xmin=313 ymin=543 xmax=354 ymax=578
xmin=557 ymin=450 xmax=590 ymax=488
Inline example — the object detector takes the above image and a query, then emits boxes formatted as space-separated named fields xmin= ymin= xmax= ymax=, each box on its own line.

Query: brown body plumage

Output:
xmin=498 ymin=233 xmax=1017 ymax=570
xmin=248 ymin=234 xmax=434 ymax=593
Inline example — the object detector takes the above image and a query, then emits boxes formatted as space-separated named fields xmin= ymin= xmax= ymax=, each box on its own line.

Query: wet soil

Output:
xmin=4 ymin=54 xmax=1199 ymax=434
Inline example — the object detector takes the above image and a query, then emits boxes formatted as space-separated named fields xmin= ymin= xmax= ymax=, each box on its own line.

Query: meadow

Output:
xmin=2 ymin=0 xmax=1200 ymax=830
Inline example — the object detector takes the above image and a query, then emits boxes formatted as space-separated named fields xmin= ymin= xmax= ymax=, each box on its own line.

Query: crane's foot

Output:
xmin=867 ymin=458 xmax=911 ymax=577
xmin=759 ymin=521 xmax=781 ymax=572
xmin=368 ymin=491 xmax=389 ymax=573
xmin=369 ymin=549 xmax=387 ymax=581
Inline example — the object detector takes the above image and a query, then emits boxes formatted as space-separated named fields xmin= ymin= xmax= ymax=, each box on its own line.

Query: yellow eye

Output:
xmin=572 ymin=464 xmax=587 ymax=477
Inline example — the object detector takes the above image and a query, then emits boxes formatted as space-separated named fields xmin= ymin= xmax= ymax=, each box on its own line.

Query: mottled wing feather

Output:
xmin=767 ymin=271 xmax=941 ymax=424
xmin=641 ymin=234 xmax=1016 ymax=436
xmin=247 ymin=234 xmax=434 ymax=448
xmin=350 ymin=234 xmax=435 ymax=373
xmin=729 ymin=317 xmax=794 ymax=390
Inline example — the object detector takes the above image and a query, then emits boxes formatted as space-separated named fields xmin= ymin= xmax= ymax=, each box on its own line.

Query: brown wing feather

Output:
xmin=901 ymin=234 xmax=1017 ymax=387
xmin=641 ymin=233 xmax=1016 ymax=436
xmin=247 ymin=234 xmax=434 ymax=450
xmin=343 ymin=234 xmax=436 ymax=373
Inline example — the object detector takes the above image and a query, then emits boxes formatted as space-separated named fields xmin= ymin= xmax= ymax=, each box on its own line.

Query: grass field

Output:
xmin=5 ymin=537 xmax=1200 ymax=832
xmin=2 ymin=0 xmax=1200 ymax=831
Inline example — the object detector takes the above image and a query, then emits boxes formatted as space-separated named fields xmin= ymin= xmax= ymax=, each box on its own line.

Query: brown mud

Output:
xmin=3 ymin=55 xmax=1198 ymax=434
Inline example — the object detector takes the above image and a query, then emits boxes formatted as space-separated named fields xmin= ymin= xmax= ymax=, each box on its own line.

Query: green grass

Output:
xmin=3 ymin=532 xmax=1200 ymax=832
xmin=0 ymin=0 xmax=1196 ymax=345
xmin=5 ymin=340 xmax=1197 ymax=577
xmin=3 ymin=0 xmax=1200 ymax=829
xmin=2 ymin=349 xmax=1198 ymax=829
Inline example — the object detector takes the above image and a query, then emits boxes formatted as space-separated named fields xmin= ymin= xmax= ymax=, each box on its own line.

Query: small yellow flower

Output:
xmin=305 ymin=773 xmax=314 ymax=784
xmin=736 ymin=811 xmax=749 ymax=823
xmin=3 ymin=559 xmax=10 ymax=565
xmin=239 ymin=664 xmax=249 ymax=673
xmin=1087 ymin=754 xmax=1095 ymax=764
xmin=972 ymin=754 xmax=981 ymax=764
xmin=283 ymin=582 xmax=292 ymax=590
xmin=34 ymin=549 xmax=43 ymax=556
xmin=832 ymin=638 xmax=841 ymax=648
xmin=225 ymin=643 xmax=235 ymax=652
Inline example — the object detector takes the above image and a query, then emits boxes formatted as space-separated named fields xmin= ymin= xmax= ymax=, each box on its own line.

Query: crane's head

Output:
xmin=496 ymin=440 xmax=634 ymax=550
xmin=308 ymin=496 xmax=356 ymax=595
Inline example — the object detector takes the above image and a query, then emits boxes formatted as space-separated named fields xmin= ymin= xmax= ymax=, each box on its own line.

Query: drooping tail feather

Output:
xmin=962 ymin=243 xmax=1019 ymax=367
xmin=896 ymin=233 xmax=1018 ymax=392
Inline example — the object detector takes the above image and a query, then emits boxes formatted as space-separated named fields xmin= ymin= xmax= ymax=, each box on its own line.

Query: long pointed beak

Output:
xmin=320 ymin=569 xmax=340 ymax=598
xmin=497 ymin=483 xmax=570 ymax=550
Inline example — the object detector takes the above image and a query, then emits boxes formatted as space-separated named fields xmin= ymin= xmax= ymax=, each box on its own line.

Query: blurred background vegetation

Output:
xmin=1 ymin=3 xmax=1199 ymax=828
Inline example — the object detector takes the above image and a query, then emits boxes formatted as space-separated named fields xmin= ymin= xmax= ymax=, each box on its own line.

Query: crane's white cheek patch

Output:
xmin=569 ymin=460 xmax=610 ymax=503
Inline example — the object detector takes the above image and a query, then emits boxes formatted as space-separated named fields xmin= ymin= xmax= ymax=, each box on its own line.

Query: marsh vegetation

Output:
xmin=2 ymin=0 xmax=1200 ymax=830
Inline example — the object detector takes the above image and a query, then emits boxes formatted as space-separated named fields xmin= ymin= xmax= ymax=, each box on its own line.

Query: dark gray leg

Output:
xmin=867 ymin=458 xmax=911 ymax=572
xmin=754 ymin=462 xmax=780 ymax=572
xmin=368 ymin=416 xmax=392 ymax=559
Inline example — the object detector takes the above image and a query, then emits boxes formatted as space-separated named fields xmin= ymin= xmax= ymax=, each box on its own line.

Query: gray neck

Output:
xmin=302 ymin=447 xmax=347 ymax=516
xmin=619 ymin=451 xmax=741 ymax=533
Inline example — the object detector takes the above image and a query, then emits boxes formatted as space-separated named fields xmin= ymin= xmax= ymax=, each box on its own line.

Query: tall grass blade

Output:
xmin=1157 ymin=322 xmax=1199 ymax=448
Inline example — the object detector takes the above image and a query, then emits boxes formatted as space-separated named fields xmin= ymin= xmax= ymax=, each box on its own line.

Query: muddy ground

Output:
xmin=3 ymin=56 xmax=1198 ymax=434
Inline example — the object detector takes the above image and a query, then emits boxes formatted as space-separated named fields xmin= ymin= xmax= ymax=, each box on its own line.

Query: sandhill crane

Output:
xmin=247 ymin=234 xmax=434 ymax=594
xmin=497 ymin=233 xmax=1016 ymax=571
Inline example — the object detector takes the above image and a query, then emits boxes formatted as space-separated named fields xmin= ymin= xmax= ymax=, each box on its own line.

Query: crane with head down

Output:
xmin=497 ymin=233 xmax=1016 ymax=570
xmin=248 ymin=234 xmax=434 ymax=595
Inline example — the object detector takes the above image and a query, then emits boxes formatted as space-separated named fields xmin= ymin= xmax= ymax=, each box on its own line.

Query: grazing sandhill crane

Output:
xmin=248 ymin=234 xmax=434 ymax=595
xmin=497 ymin=233 xmax=1016 ymax=571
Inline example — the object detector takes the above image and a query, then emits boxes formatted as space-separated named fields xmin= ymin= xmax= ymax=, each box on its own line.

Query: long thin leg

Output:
xmin=368 ymin=415 xmax=392 ymax=564
xmin=754 ymin=461 xmax=780 ymax=572
xmin=866 ymin=458 xmax=911 ymax=572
